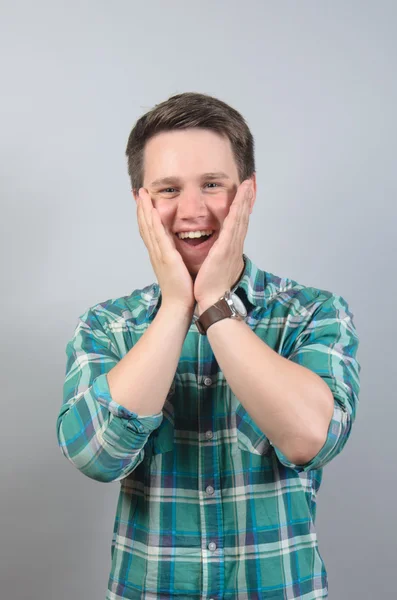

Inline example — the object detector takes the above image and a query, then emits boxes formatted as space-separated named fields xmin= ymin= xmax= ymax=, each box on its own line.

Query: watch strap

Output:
xmin=195 ymin=297 xmax=233 ymax=335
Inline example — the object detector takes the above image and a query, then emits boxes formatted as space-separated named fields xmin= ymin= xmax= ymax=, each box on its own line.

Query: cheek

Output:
xmin=153 ymin=203 xmax=172 ymax=227
xmin=213 ymin=200 xmax=232 ymax=224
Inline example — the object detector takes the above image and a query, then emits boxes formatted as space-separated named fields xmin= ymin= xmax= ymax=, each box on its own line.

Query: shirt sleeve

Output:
xmin=273 ymin=292 xmax=361 ymax=473
xmin=56 ymin=309 xmax=163 ymax=483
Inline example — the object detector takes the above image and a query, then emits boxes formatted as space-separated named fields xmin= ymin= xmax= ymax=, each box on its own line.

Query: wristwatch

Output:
xmin=195 ymin=290 xmax=248 ymax=335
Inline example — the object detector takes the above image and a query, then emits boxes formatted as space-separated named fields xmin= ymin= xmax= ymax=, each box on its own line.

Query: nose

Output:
xmin=176 ymin=187 xmax=207 ymax=218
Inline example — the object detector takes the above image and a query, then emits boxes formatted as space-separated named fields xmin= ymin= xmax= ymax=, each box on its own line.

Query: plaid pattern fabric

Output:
xmin=57 ymin=253 xmax=361 ymax=599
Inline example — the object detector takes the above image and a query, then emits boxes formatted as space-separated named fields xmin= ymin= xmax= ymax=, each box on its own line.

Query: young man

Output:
xmin=57 ymin=92 xmax=361 ymax=600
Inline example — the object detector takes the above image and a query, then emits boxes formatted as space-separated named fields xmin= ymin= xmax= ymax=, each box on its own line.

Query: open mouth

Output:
xmin=175 ymin=232 xmax=216 ymax=250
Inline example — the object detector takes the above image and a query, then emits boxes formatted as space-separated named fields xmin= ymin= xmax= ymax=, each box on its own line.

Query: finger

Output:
xmin=220 ymin=180 xmax=251 ymax=255
xmin=221 ymin=180 xmax=250 ymax=237
xmin=138 ymin=187 xmax=176 ymax=253
xmin=137 ymin=190 xmax=150 ymax=245
xmin=235 ymin=180 xmax=252 ymax=241
xmin=140 ymin=188 xmax=177 ymax=264
xmin=136 ymin=193 xmax=149 ymax=246
xmin=139 ymin=187 xmax=164 ymax=263
xmin=234 ymin=179 xmax=252 ymax=222
xmin=137 ymin=188 xmax=161 ymax=264
xmin=138 ymin=187 xmax=154 ymax=234
xmin=151 ymin=205 xmax=178 ymax=258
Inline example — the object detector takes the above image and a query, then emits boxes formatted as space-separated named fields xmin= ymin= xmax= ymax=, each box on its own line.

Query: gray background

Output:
xmin=1 ymin=1 xmax=395 ymax=598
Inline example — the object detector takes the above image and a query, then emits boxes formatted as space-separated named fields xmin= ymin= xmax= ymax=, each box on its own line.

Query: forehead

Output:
xmin=143 ymin=128 xmax=239 ymax=181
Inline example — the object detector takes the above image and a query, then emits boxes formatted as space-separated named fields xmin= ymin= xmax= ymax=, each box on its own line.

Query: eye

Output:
xmin=204 ymin=182 xmax=220 ymax=189
xmin=160 ymin=188 xmax=177 ymax=193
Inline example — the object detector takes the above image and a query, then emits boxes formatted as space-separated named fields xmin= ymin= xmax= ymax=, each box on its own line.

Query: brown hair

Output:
xmin=125 ymin=92 xmax=255 ymax=193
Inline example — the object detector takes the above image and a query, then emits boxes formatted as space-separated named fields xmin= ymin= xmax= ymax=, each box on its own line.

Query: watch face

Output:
xmin=231 ymin=293 xmax=247 ymax=317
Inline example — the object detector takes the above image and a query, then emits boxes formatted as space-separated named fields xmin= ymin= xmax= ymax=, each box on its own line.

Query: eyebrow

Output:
xmin=150 ymin=172 xmax=230 ymax=187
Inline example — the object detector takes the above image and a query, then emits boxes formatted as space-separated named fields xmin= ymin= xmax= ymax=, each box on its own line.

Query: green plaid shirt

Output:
xmin=57 ymin=253 xmax=361 ymax=599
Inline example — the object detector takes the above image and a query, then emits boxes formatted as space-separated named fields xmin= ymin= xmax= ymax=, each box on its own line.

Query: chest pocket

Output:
xmin=233 ymin=393 xmax=271 ymax=456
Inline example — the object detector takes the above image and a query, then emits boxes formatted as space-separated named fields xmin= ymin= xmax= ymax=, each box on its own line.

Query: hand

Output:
xmin=137 ymin=188 xmax=195 ymax=313
xmin=194 ymin=179 xmax=253 ymax=311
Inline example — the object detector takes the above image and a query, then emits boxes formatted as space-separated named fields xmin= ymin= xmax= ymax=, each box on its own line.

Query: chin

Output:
xmin=188 ymin=267 xmax=199 ymax=280
xmin=183 ymin=258 xmax=202 ymax=273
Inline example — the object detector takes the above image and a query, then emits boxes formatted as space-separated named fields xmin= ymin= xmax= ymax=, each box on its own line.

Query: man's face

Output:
xmin=136 ymin=128 xmax=255 ymax=278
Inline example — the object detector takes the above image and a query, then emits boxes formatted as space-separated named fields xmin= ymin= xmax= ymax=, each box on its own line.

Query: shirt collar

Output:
xmin=146 ymin=253 xmax=268 ymax=321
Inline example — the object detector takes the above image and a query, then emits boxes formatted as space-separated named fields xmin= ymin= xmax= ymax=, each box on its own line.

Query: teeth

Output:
xmin=177 ymin=229 xmax=214 ymax=239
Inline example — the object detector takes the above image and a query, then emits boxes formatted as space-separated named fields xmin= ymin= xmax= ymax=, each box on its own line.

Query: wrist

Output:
xmin=159 ymin=302 xmax=194 ymax=321
xmin=197 ymin=294 xmax=223 ymax=316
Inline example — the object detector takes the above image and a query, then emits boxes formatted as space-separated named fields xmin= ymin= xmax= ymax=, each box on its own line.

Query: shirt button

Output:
xmin=208 ymin=541 xmax=217 ymax=552
xmin=205 ymin=430 xmax=214 ymax=440
xmin=203 ymin=377 xmax=212 ymax=386
xmin=206 ymin=485 xmax=214 ymax=495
